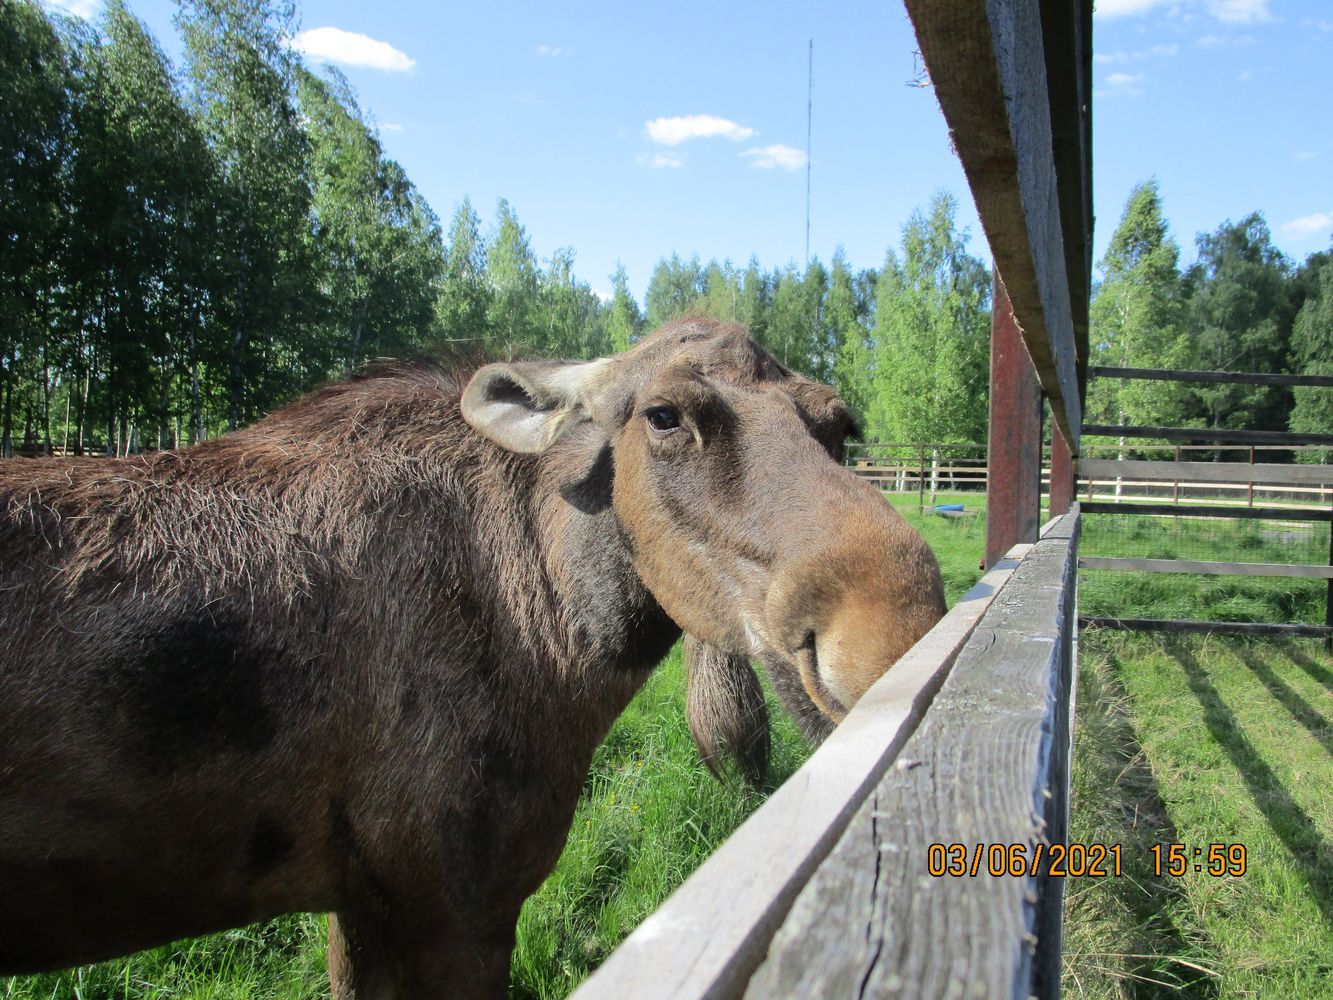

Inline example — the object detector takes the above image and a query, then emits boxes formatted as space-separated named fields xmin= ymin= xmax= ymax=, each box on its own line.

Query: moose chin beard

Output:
xmin=757 ymin=650 xmax=837 ymax=744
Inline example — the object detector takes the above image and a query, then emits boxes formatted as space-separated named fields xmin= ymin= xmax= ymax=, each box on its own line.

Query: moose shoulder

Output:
xmin=0 ymin=319 xmax=945 ymax=998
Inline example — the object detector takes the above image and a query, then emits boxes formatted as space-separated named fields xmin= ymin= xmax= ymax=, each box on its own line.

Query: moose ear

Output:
xmin=461 ymin=359 xmax=612 ymax=454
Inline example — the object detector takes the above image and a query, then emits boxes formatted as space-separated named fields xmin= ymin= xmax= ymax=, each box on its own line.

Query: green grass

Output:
xmin=1066 ymin=511 xmax=1332 ymax=998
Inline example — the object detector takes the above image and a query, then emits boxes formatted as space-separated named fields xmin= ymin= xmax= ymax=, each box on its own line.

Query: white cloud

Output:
xmin=1097 ymin=0 xmax=1271 ymax=23
xmin=43 ymin=0 xmax=98 ymax=18
xmin=379 ymin=122 xmax=404 ymax=132
xmin=1295 ymin=150 xmax=1315 ymax=162
xmin=1094 ymin=0 xmax=1172 ymax=18
xmin=1196 ymin=31 xmax=1257 ymax=47
xmin=1205 ymin=0 xmax=1270 ymax=23
xmin=1237 ymin=68 xmax=1254 ymax=81
xmin=536 ymin=44 xmax=565 ymax=57
xmin=645 ymin=114 xmax=755 ymax=146
xmin=636 ymin=152 xmax=684 ymax=170
xmin=1104 ymin=72 xmax=1146 ymax=97
xmin=742 ymin=144 xmax=808 ymax=171
xmin=1300 ymin=18 xmax=1333 ymax=32
xmin=293 ymin=27 xmax=415 ymax=72
xmin=1096 ymin=44 xmax=1178 ymax=64
xmin=1279 ymin=212 xmax=1333 ymax=240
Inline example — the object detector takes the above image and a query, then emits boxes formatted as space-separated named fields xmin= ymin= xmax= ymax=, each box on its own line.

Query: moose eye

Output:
xmin=645 ymin=406 xmax=681 ymax=432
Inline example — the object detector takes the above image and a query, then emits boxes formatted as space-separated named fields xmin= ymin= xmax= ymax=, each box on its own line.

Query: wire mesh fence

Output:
xmin=1079 ymin=509 xmax=1330 ymax=566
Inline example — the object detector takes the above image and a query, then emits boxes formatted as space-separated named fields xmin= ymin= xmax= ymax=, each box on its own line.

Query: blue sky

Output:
xmin=45 ymin=0 xmax=1333 ymax=302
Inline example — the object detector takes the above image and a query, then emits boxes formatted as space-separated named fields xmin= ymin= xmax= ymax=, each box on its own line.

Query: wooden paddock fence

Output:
xmin=574 ymin=512 xmax=1081 ymax=1000
xmin=1074 ymin=366 xmax=1333 ymax=644
xmin=847 ymin=444 xmax=1333 ymax=509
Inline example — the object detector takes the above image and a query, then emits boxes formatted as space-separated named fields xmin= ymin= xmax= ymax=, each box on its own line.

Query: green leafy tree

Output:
xmin=485 ymin=198 xmax=540 ymax=348
xmin=299 ymin=66 xmax=442 ymax=368
xmin=1087 ymin=181 xmax=1192 ymax=433
xmin=869 ymin=192 xmax=989 ymax=448
xmin=539 ymin=246 xmax=605 ymax=358
xmin=1289 ymin=249 xmax=1333 ymax=462
xmin=1183 ymin=212 xmax=1295 ymax=431
xmin=644 ymin=253 xmax=704 ymax=328
xmin=605 ymin=263 xmax=642 ymax=353
xmin=828 ymin=247 xmax=873 ymax=425
xmin=0 ymin=0 xmax=74 ymax=455
xmin=177 ymin=0 xmax=316 ymax=428
xmin=437 ymin=197 xmax=491 ymax=343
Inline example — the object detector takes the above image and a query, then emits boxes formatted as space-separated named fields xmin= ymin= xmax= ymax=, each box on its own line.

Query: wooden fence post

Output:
xmin=1049 ymin=421 xmax=1073 ymax=517
xmin=985 ymin=268 xmax=1043 ymax=569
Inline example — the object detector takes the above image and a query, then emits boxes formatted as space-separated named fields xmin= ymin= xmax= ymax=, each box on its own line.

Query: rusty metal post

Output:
xmin=984 ymin=268 xmax=1043 ymax=570
xmin=1048 ymin=423 xmax=1073 ymax=517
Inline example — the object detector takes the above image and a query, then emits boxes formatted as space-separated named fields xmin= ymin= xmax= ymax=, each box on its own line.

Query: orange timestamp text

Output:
xmin=927 ymin=842 xmax=1122 ymax=878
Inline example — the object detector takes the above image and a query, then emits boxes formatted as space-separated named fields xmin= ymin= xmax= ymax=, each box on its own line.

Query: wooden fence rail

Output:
xmin=573 ymin=511 xmax=1081 ymax=1000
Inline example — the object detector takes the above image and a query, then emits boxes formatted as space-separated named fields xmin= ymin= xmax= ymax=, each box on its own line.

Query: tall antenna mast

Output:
xmin=805 ymin=38 xmax=813 ymax=266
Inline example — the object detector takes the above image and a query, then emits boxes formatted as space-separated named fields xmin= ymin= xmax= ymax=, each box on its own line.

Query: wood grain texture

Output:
xmin=571 ymin=552 xmax=1033 ymax=1000
xmin=1077 ymin=458 xmax=1333 ymax=486
xmin=901 ymin=0 xmax=1083 ymax=448
xmin=745 ymin=511 xmax=1080 ymax=1000
xmin=1080 ymin=556 xmax=1333 ymax=579
xmin=985 ymin=268 xmax=1044 ymax=571
xmin=1090 ymin=366 xmax=1333 ymax=388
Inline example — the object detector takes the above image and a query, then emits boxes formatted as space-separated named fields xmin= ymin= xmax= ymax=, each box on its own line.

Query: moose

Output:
xmin=0 ymin=319 xmax=946 ymax=998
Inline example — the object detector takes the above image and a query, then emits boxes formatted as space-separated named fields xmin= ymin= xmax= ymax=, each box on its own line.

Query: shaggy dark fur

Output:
xmin=0 ymin=319 xmax=945 ymax=998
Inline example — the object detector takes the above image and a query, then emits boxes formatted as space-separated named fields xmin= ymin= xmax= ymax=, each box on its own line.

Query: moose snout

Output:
xmin=765 ymin=509 xmax=946 ymax=723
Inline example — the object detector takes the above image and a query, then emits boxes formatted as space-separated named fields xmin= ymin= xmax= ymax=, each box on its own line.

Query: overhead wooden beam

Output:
xmin=902 ymin=0 xmax=1085 ymax=449
xmin=986 ymin=269 xmax=1044 ymax=569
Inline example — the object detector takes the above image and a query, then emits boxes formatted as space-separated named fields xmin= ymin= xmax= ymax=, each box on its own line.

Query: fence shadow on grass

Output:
xmin=1166 ymin=640 xmax=1333 ymax=931
xmin=1279 ymin=641 xmax=1333 ymax=693
xmin=1234 ymin=646 xmax=1333 ymax=759
xmin=1065 ymin=637 xmax=1219 ymax=999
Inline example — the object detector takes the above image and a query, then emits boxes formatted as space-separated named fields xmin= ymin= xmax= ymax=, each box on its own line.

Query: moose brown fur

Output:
xmin=0 ymin=319 xmax=945 ymax=997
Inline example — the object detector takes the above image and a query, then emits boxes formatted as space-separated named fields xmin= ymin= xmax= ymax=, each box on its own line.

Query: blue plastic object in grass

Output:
xmin=935 ymin=503 xmax=965 ymax=512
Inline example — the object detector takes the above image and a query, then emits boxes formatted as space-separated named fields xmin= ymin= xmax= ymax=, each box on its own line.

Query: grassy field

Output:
xmin=1065 ymin=510 xmax=1332 ymax=999
xmin=6 ymin=495 xmax=1328 ymax=999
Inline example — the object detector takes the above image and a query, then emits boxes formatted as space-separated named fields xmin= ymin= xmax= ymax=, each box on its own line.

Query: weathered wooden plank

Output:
xmin=1080 ymin=617 xmax=1333 ymax=638
xmin=1079 ymin=556 xmax=1333 ymax=579
xmin=571 ymin=549 xmax=1034 ymax=1000
xmin=1090 ymin=366 xmax=1333 ymax=388
xmin=1049 ymin=424 xmax=1074 ymax=517
xmin=746 ymin=511 xmax=1080 ymax=1000
xmin=985 ymin=269 xmax=1044 ymax=570
xmin=1077 ymin=458 xmax=1333 ymax=486
xmin=1081 ymin=423 xmax=1333 ymax=446
xmin=901 ymin=0 xmax=1082 ymax=448
xmin=1081 ymin=501 xmax=1333 ymax=522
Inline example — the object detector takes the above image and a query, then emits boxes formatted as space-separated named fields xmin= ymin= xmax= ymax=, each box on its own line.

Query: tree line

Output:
xmin=1088 ymin=181 xmax=1331 ymax=460
xmin=2 ymin=0 xmax=1326 ymax=461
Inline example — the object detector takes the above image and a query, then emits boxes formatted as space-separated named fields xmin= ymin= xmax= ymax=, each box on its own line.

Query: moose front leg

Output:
xmin=326 ymin=905 xmax=517 ymax=1000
